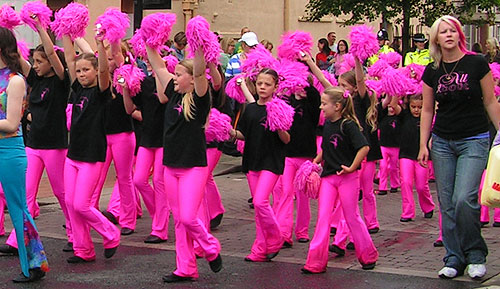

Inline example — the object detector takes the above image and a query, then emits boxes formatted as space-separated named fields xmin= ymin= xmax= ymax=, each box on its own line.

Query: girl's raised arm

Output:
xmin=62 ymin=35 xmax=76 ymax=83
xmin=354 ymin=56 xmax=367 ymax=98
xmin=146 ymin=45 xmax=173 ymax=90
xmin=35 ymin=18 xmax=64 ymax=80
xmin=207 ymin=62 xmax=222 ymax=91
xmin=95 ymin=36 xmax=109 ymax=92
xmin=193 ymin=49 xmax=208 ymax=97
xmin=301 ymin=52 xmax=333 ymax=90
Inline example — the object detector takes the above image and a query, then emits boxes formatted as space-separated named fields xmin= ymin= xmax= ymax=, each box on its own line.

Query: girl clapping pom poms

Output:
xmin=302 ymin=87 xmax=378 ymax=274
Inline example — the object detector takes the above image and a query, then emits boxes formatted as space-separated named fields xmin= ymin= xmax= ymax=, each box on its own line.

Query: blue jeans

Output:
xmin=431 ymin=134 xmax=488 ymax=272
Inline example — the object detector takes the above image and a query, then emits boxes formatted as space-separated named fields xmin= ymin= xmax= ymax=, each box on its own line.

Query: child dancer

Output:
xmin=399 ymin=94 xmax=435 ymax=222
xmin=0 ymin=26 xmax=48 ymax=282
xmin=62 ymin=32 xmax=120 ymax=263
xmin=146 ymin=42 xmax=222 ymax=283
xmin=1 ymin=16 xmax=73 ymax=254
xmin=230 ymin=68 xmax=290 ymax=262
xmin=302 ymin=87 xmax=378 ymax=274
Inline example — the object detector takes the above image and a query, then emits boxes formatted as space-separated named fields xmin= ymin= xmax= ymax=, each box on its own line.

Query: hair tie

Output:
xmin=343 ymin=90 xmax=351 ymax=99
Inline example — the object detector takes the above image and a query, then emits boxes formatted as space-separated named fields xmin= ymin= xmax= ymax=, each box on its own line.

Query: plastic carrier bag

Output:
xmin=481 ymin=145 xmax=500 ymax=208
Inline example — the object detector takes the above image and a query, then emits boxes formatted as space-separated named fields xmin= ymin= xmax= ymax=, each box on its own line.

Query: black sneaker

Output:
xmin=433 ymin=240 xmax=443 ymax=247
xmin=400 ymin=217 xmax=413 ymax=222
xmin=424 ymin=211 xmax=433 ymax=218
xmin=328 ymin=244 xmax=345 ymax=256
xmin=362 ymin=262 xmax=376 ymax=270
xmin=209 ymin=254 xmax=222 ymax=273
xmin=12 ymin=268 xmax=45 ymax=283
xmin=481 ymin=221 xmax=489 ymax=227
xmin=120 ymin=228 xmax=134 ymax=235
xmin=62 ymin=242 xmax=73 ymax=252
xmin=282 ymin=241 xmax=292 ymax=249
xmin=346 ymin=242 xmax=355 ymax=250
xmin=390 ymin=187 xmax=398 ymax=193
xmin=67 ymin=256 xmax=94 ymax=263
xmin=368 ymin=227 xmax=379 ymax=234
xmin=0 ymin=244 xmax=18 ymax=256
xmin=297 ymin=238 xmax=310 ymax=243
xmin=493 ymin=222 xmax=500 ymax=227
xmin=163 ymin=273 xmax=194 ymax=283
xmin=377 ymin=190 xmax=388 ymax=195
xmin=102 ymin=211 xmax=118 ymax=225
xmin=144 ymin=235 xmax=167 ymax=244
xmin=104 ymin=245 xmax=118 ymax=258
xmin=210 ymin=213 xmax=223 ymax=230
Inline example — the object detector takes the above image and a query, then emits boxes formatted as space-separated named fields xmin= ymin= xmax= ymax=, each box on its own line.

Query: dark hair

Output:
xmin=174 ymin=32 xmax=187 ymax=47
xmin=471 ymin=43 xmax=483 ymax=54
xmin=33 ymin=44 xmax=67 ymax=69
xmin=337 ymin=39 xmax=349 ymax=53
xmin=75 ymin=53 xmax=98 ymax=69
xmin=318 ymin=38 xmax=331 ymax=55
xmin=257 ymin=68 xmax=279 ymax=85
xmin=0 ymin=27 xmax=22 ymax=74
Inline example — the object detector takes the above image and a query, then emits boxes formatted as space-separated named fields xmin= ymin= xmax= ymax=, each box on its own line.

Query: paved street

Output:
xmin=0 ymin=154 xmax=499 ymax=288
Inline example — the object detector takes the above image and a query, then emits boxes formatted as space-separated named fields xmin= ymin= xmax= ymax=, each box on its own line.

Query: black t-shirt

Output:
xmin=105 ymin=88 xmax=134 ymax=135
xmin=398 ymin=109 xmax=420 ymax=160
xmin=238 ymin=102 xmax=286 ymax=175
xmin=163 ymin=79 xmax=211 ymax=167
xmin=321 ymin=118 xmax=369 ymax=177
xmin=207 ymin=85 xmax=232 ymax=149
xmin=378 ymin=103 xmax=400 ymax=148
xmin=133 ymin=76 xmax=165 ymax=148
xmin=68 ymin=81 xmax=111 ymax=162
xmin=353 ymin=93 xmax=382 ymax=161
xmin=26 ymin=68 xmax=70 ymax=149
xmin=422 ymin=54 xmax=490 ymax=140
xmin=285 ymin=86 xmax=321 ymax=158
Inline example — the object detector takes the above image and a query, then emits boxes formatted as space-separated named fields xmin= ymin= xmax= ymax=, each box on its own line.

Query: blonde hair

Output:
xmin=323 ymin=87 xmax=361 ymax=130
xmin=220 ymin=37 xmax=236 ymax=54
xmin=340 ymin=70 xmax=378 ymax=132
xmin=486 ymin=38 xmax=499 ymax=59
xmin=178 ymin=59 xmax=196 ymax=121
xmin=429 ymin=15 xmax=469 ymax=69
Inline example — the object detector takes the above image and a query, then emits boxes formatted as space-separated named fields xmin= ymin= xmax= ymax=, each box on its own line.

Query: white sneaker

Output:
xmin=467 ymin=264 xmax=486 ymax=279
xmin=438 ymin=267 xmax=458 ymax=279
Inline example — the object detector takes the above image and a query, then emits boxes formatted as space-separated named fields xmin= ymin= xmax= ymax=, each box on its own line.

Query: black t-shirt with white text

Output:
xmin=422 ymin=54 xmax=490 ymax=140
xmin=163 ymin=79 xmax=211 ymax=167
xmin=238 ymin=102 xmax=286 ymax=175
xmin=68 ymin=81 xmax=111 ymax=162
xmin=26 ymin=68 xmax=70 ymax=149
xmin=321 ymin=118 xmax=368 ymax=177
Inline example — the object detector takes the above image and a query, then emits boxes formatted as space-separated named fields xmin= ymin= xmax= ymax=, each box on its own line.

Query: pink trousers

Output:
xmin=164 ymin=166 xmax=220 ymax=278
xmin=92 ymin=132 xmax=137 ymax=230
xmin=7 ymin=148 xmax=73 ymax=248
xmin=246 ymin=170 xmax=283 ymax=261
xmin=379 ymin=146 xmax=400 ymax=190
xmin=359 ymin=160 xmax=379 ymax=229
xmin=304 ymin=173 xmax=378 ymax=272
xmin=274 ymin=157 xmax=311 ymax=243
xmin=399 ymin=158 xmax=435 ymax=219
xmin=64 ymin=158 xmax=120 ymax=260
xmin=205 ymin=148 xmax=225 ymax=221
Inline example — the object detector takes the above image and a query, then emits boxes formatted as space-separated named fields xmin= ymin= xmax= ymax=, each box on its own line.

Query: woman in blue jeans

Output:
xmin=419 ymin=15 xmax=500 ymax=280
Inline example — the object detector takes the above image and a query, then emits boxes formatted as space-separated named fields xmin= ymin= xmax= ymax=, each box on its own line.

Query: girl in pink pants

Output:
xmin=146 ymin=40 xmax=222 ymax=283
xmin=274 ymin=86 xmax=321 ymax=246
xmin=121 ymin=73 xmax=170 ymax=243
xmin=61 ymin=34 xmax=120 ymax=263
xmin=398 ymin=94 xmax=435 ymax=221
xmin=8 ymin=19 xmax=73 ymax=252
xmin=231 ymin=68 xmax=290 ymax=262
xmin=378 ymin=103 xmax=401 ymax=194
xmin=302 ymin=87 xmax=378 ymax=274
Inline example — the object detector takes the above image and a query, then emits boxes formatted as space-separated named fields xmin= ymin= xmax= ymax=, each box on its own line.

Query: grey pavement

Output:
xmin=0 ymin=154 xmax=499 ymax=288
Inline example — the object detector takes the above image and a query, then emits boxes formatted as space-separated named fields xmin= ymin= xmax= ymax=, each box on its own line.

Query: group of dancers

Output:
xmin=0 ymin=1 xmax=498 ymax=283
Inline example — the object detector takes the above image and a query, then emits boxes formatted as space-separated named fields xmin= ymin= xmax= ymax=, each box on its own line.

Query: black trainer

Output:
xmin=209 ymin=254 xmax=222 ymax=273
xmin=12 ymin=268 xmax=45 ymax=283
xmin=162 ymin=273 xmax=194 ymax=283
xmin=0 ymin=244 xmax=18 ymax=256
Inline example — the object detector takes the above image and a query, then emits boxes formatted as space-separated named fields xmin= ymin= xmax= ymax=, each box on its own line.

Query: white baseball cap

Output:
xmin=239 ymin=32 xmax=259 ymax=47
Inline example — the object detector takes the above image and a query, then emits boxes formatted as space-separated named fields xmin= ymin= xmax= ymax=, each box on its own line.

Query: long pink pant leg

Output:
xmin=205 ymin=148 xmax=225 ymax=220
xmin=304 ymin=173 xmax=378 ymax=272
xmin=64 ymin=159 xmax=120 ymax=260
xmin=359 ymin=160 xmax=379 ymax=230
xmin=399 ymin=158 xmax=435 ymax=219
xmin=92 ymin=132 xmax=136 ymax=230
xmin=134 ymin=147 xmax=169 ymax=239
xmin=7 ymin=148 xmax=73 ymax=248
xmin=379 ymin=146 xmax=400 ymax=190
xmin=164 ymin=166 xmax=220 ymax=278
xmin=246 ymin=170 xmax=283 ymax=261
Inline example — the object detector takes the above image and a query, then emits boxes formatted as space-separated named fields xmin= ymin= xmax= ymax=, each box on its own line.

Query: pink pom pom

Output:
xmin=277 ymin=30 xmax=313 ymax=61
xmin=380 ymin=68 xmax=413 ymax=97
xmin=205 ymin=109 xmax=232 ymax=143
xmin=312 ymin=71 xmax=338 ymax=94
xmin=265 ymin=97 xmax=294 ymax=131
xmin=141 ymin=13 xmax=176 ymax=50
xmin=337 ymin=53 xmax=355 ymax=75
xmin=276 ymin=59 xmax=310 ymax=97
xmin=367 ymin=59 xmax=390 ymax=79
xmin=225 ymin=77 xmax=246 ymax=104
xmin=365 ymin=79 xmax=383 ymax=97
xmin=185 ymin=16 xmax=221 ymax=65
xmin=113 ymin=64 xmax=146 ymax=97
xmin=20 ymin=1 xmax=52 ymax=31
xmin=294 ymin=160 xmax=322 ymax=199
xmin=129 ymin=30 xmax=146 ymax=58
xmin=0 ymin=4 xmax=21 ymax=30
xmin=379 ymin=52 xmax=401 ymax=68
xmin=401 ymin=63 xmax=426 ymax=81
xmin=163 ymin=54 xmax=178 ymax=74
xmin=349 ymin=25 xmax=379 ymax=62
xmin=406 ymin=80 xmax=422 ymax=95
xmin=50 ymin=2 xmax=89 ymax=40
xmin=241 ymin=44 xmax=279 ymax=80
xmin=95 ymin=7 xmax=130 ymax=44
xmin=17 ymin=39 xmax=30 ymax=61
xmin=490 ymin=62 xmax=500 ymax=81
xmin=236 ymin=140 xmax=245 ymax=154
